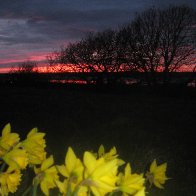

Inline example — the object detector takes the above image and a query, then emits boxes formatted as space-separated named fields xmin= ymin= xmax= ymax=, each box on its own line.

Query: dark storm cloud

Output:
xmin=1 ymin=0 xmax=195 ymax=41
xmin=0 ymin=0 xmax=195 ymax=68
xmin=1 ymin=0 xmax=196 ymax=23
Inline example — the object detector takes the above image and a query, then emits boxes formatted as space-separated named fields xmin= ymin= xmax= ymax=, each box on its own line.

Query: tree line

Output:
xmin=11 ymin=5 xmax=196 ymax=86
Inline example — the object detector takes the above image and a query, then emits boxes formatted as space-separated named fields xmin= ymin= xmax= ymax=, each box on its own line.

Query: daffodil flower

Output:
xmin=117 ymin=163 xmax=145 ymax=195
xmin=57 ymin=147 xmax=84 ymax=181
xmin=56 ymin=147 xmax=86 ymax=195
xmin=2 ymin=147 xmax=28 ymax=171
xmin=0 ymin=124 xmax=20 ymax=157
xmin=146 ymin=159 xmax=168 ymax=189
xmin=0 ymin=123 xmax=169 ymax=196
xmin=0 ymin=169 xmax=21 ymax=196
xmin=21 ymin=128 xmax=46 ymax=165
xmin=98 ymin=145 xmax=125 ymax=166
xmin=34 ymin=155 xmax=59 ymax=196
xmin=83 ymin=151 xmax=118 ymax=196
xmin=98 ymin=145 xmax=117 ymax=160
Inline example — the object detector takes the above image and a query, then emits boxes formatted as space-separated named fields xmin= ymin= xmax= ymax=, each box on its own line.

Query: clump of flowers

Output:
xmin=145 ymin=159 xmax=169 ymax=189
xmin=0 ymin=123 xmax=169 ymax=196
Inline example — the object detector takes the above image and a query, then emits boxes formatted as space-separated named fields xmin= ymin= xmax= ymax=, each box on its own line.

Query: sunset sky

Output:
xmin=0 ymin=0 xmax=196 ymax=73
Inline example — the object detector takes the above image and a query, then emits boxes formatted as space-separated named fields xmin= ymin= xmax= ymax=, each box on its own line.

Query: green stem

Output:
xmin=72 ymin=179 xmax=88 ymax=196
xmin=32 ymin=182 xmax=38 ymax=196
xmin=73 ymin=186 xmax=80 ymax=196
xmin=22 ymin=185 xmax=32 ymax=196
xmin=73 ymin=179 xmax=93 ymax=196
xmin=66 ymin=183 xmax=72 ymax=196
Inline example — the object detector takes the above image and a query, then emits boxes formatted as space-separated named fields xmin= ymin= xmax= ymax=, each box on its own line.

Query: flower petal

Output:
xmin=40 ymin=181 xmax=49 ymax=196
xmin=135 ymin=188 xmax=145 ymax=196
xmin=41 ymin=156 xmax=54 ymax=171
xmin=150 ymin=159 xmax=157 ymax=173
xmin=56 ymin=165 xmax=69 ymax=177
xmin=84 ymin=151 xmax=96 ymax=174
xmin=98 ymin=145 xmax=105 ymax=157
xmin=65 ymin=147 xmax=77 ymax=173
xmin=2 ymin=123 xmax=11 ymax=135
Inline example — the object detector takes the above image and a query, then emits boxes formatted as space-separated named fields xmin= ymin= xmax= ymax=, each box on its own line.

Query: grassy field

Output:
xmin=0 ymin=85 xmax=196 ymax=195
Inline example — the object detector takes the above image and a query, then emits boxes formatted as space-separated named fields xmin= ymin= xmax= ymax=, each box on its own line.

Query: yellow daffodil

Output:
xmin=146 ymin=159 xmax=168 ymax=189
xmin=0 ymin=169 xmax=21 ymax=196
xmin=0 ymin=124 xmax=20 ymax=156
xmin=56 ymin=147 xmax=85 ymax=195
xmin=98 ymin=145 xmax=117 ymax=160
xmin=117 ymin=163 xmax=145 ymax=196
xmin=83 ymin=151 xmax=118 ymax=196
xmin=21 ymin=128 xmax=46 ymax=165
xmin=57 ymin=147 xmax=84 ymax=180
xmin=98 ymin=145 xmax=125 ymax=166
xmin=34 ymin=155 xmax=59 ymax=196
xmin=2 ymin=148 xmax=28 ymax=171
xmin=0 ymin=123 xmax=169 ymax=196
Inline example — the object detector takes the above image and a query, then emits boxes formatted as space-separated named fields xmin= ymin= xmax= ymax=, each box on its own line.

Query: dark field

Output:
xmin=0 ymin=85 xmax=196 ymax=195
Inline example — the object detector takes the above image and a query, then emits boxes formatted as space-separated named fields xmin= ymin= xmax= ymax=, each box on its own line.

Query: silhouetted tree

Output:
xmin=118 ymin=8 xmax=162 ymax=85
xmin=9 ymin=61 xmax=39 ymax=84
xmin=10 ymin=61 xmax=38 ymax=73
xmin=46 ymin=47 xmax=74 ymax=72
xmin=159 ymin=5 xmax=196 ymax=84
xmin=118 ymin=5 xmax=195 ymax=85
xmin=48 ymin=5 xmax=195 ymax=86
xmin=48 ymin=30 xmax=124 ymax=84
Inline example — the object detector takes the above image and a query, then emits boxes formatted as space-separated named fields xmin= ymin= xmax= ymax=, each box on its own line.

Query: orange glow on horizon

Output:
xmin=0 ymin=63 xmax=195 ymax=73
xmin=0 ymin=67 xmax=11 ymax=73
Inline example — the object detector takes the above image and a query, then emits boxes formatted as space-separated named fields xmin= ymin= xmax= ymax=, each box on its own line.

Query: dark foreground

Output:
xmin=0 ymin=85 xmax=195 ymax=195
